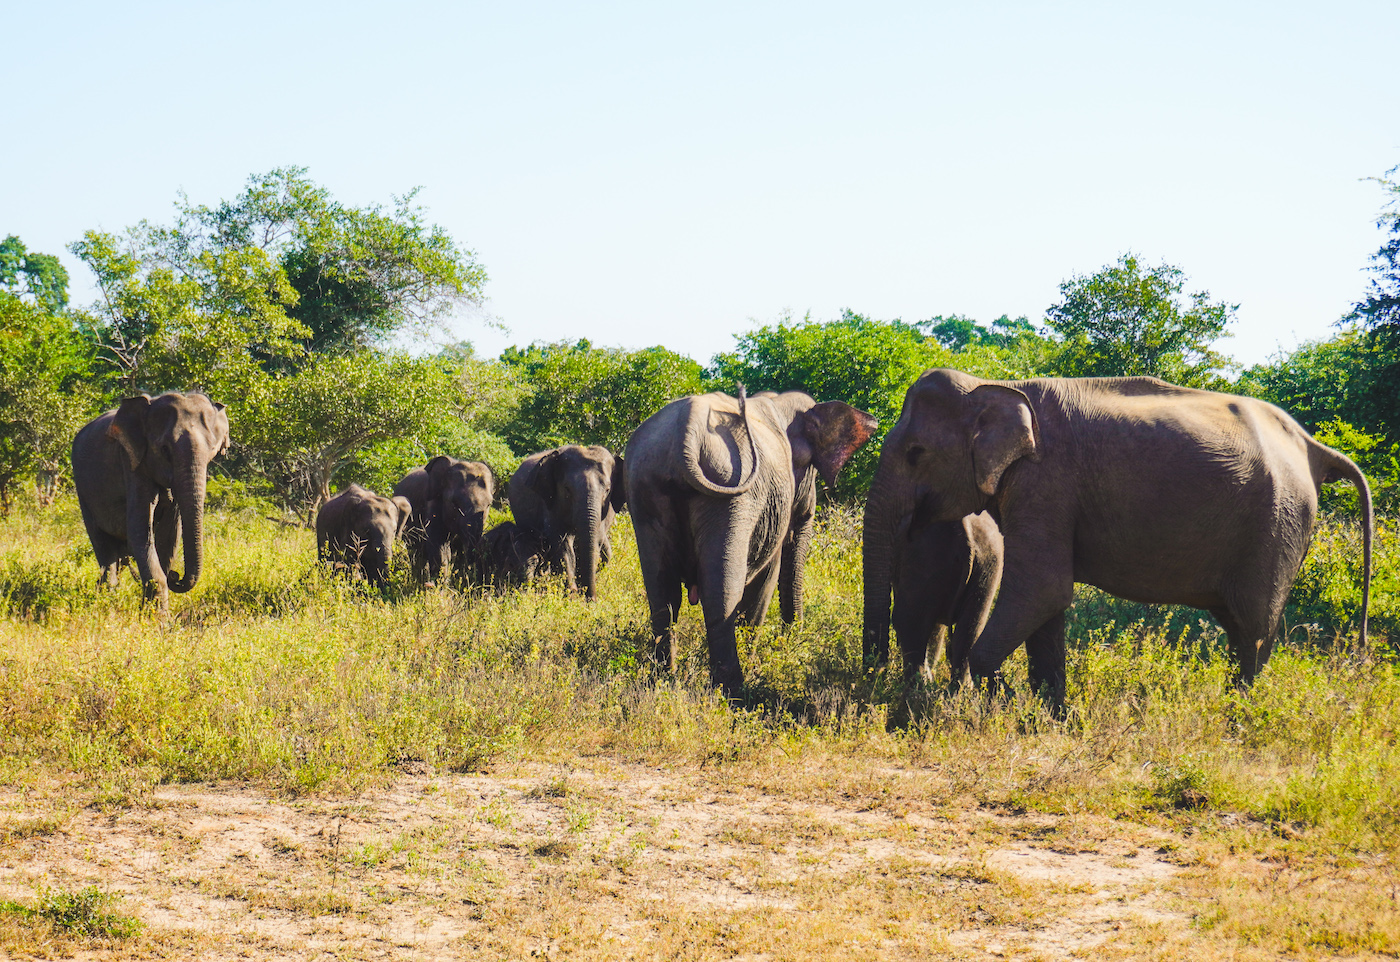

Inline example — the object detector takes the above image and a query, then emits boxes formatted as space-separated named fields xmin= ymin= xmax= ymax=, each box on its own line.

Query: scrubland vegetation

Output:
xmin=0 ymin=491 xmax=1395 ymax=957
xmin=2 ymin=166 xmax=1399 ymax=955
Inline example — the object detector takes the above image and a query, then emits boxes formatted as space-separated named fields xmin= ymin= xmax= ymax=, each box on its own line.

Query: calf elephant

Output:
xmin=72 ymin=392 xmax=230 ymax=609
xmin=316 ymin=484 xmax=413 ymax=588
xmin=394 ymin=456 xmax=494 ymax=584
xmin=863 ymin=369 xmax=1373 ymax=714
xmin=479 ymin=520 xmax=545 ymax=588
xmin=890 ymin=511 xmax=1003 ymax=688
xmin=509 ymin=445 xmax=625 ymax=600
xmin=627 ymin=389 xmax=877 ymax=693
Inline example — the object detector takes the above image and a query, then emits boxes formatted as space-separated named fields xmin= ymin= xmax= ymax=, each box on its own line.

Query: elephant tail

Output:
xmin=1312 ymin=441 xmax=1372 ymax=651
xmin=680 ymin=384 xmax=761 ymax=497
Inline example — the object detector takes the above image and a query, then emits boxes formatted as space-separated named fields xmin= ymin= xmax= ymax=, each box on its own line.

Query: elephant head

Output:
xmin=519 ymin=445 xmax=625 ymax=600
xmin=337 ymin=485 xmax=413 ymax=587
xmin=424 ymin=456 xmax=494 ymax=556
xmin=107 ymin=392 xmax=230 ymax=594
xmin=861 ymin=369 xmax=1038 ymax=664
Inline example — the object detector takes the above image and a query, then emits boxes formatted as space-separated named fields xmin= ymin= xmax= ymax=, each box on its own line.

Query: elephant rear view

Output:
xmin=316 ymin=484 xmax=413 ymax=589
xmin=72 ymin=392 xmax=230 ymax=610
xmin=508 ymin=445 xmax=625 ymax=600
xmin=626 ymin=388 xmax=877 ymax=693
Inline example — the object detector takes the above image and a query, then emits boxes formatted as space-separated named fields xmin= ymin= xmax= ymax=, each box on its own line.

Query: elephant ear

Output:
xmin=212 ymin=401 xmax=231 ymax=457
xmin=609 ymin=454 xmax=627 ymax=512
xmin=392 ymin=496 xmax=414 ymax=537
xmin=532 ymin=451 xmax=561 ymax=506
xmin=969 ymin=384 xmax=1040 ymax=497
xmin=424 ymin=455 xmax=452 ymax=498
xmin=107 ymin=394 xmax=153 ymax=470
xmin=793 ymin=401 xmax=880 ymax=488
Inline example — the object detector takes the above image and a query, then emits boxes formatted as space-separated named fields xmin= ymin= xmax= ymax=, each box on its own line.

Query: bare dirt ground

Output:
xmin=0 ymin=759 xmax=1292 ymax=960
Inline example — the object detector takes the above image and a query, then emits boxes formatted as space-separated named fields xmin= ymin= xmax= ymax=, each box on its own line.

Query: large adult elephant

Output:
xmin=316 ymin=484 xmax=413 ymax=588
xmin=72 ymin=392 xmax=230 ymax=609
xmin=394 ymin=456 xmax=494 ymax=584
xmin=863 ymin=369 xmax=1373 ymax=713
xmin=508 ymin=445 xmax=625 ymax=600
xmin=890 ymin=511 xmax=1003 ymax=689
xmin=627 ymin=389 xmax=877 ymax=693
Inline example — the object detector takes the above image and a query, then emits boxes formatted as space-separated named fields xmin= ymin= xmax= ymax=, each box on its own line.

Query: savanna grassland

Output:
xmin=0 ymin=491 xmax=1397 ymax=960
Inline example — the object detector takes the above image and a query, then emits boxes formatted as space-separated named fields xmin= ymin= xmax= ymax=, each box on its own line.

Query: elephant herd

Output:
xmin=70 ymin=370 xmax=1374 ymax=714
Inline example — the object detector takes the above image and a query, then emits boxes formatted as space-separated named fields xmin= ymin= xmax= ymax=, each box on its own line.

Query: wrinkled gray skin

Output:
xmin=890 ymin=511 xmax=1003 ymax=689
xmin=863 ymin=369 xmax=1374 ymax=715
xmin=72 ymin=392 xmax=230 ymax=610
xmin=509 ymin=445 xmax=625 ymax=600
xmin=626 ymin=390 xmax=878 ymax=694
xmin=394 ymin=457 xmax=494 ymax=584
xmin=316 ymin=484 xmax=412 ymax=588
xmin=479 ymin=520 xmax=544 ymax=589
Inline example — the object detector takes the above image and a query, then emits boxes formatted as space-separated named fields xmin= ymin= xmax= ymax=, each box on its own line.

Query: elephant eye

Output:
xmin=905 ymin=445 xmax=925 ymax=467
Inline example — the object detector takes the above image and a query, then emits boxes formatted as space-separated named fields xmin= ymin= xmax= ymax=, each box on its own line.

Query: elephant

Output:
xmin=890 ymin=511 xmax=1003 ymax=689
xmin=862 ymin=368 xmax=1373 ymax=715
xmin=479 ymin=520 xmax=545 ymax=588
xmin=393 ymin=456 xmax=494 ymax=584
xmin=508 ymin=445 xmax=625 ymax=600
xmin=316 ymin=484 xmax=413 ymax=588
xmin=626 ymin=388 xmax=878 ymax=693
xmin=72 ymin=392 xmax=230 ymax=609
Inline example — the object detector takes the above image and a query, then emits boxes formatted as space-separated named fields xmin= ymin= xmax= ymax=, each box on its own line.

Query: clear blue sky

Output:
xmin=4 ymin=0 xmax=1397 ymax=368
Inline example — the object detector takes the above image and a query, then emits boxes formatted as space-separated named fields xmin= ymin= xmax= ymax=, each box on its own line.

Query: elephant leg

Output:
xmin=1025 ymin=611 xmax=1068 ymax=718
xmin=125 ymin=483 xmax=167 ymax=608
xmin=893 ymin=593 xmax=940 ymax=687
xmin=635 ymin=518 xmax=684 ymax=671
xmin=694 ymin=513 xmax=752 ymax=695
xmin=1211 ymin=598 xmax=1283 ymax=687
xmin=965 ymin=540 xmax=1073 ymax=693
xmin=153 ymin=490 xmax=180 ymax=578
xmin=85 ymin=526 xmax=127 ymax=589
xmin=778 ymin=521 xmax=813 ymax=624
xmin=737 ymin=556 xmax=781 ymax=628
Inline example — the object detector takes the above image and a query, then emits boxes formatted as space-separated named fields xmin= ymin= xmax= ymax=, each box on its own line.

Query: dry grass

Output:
xmin=0 ymin=495 xmax=1395 ymax=958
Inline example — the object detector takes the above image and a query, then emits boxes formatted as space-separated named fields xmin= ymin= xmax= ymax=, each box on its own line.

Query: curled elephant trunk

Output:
xmin=169 ymin=445 xmax=209 ymax=593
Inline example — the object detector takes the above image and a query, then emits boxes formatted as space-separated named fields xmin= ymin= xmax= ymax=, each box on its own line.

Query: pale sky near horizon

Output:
xmin=4 ymin=1 xmax=1397 ymax=369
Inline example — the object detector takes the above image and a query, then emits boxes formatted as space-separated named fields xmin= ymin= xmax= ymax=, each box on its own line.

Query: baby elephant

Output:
xmin=890 ymin=511 xmax=1003 ymax=688
xmin=479 ymin=521 xmax=545 ymax=589
xmin=316 ymin=484 xmax=413 ymax=588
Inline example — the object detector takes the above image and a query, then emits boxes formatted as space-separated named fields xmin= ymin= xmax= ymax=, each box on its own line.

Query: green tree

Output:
xmin=181 ymin=167 xmax=488 ymax=356
xmin=501 ymin=340 xmax=708 ymax=454
xmin=0 ymin=295 xmax=98 ymax=509
xmin=234 ymin=352 xmax=481 ymax=518
xmin=0 ymin=235 xmax=70 ymax=313
xmin=1343 ymin=166 xmax=1400 ymax=443
xmin=1046 ymin=253 xmax=1237 ymax=387
xmin=69 ymin=228 xmax=306 ymax=397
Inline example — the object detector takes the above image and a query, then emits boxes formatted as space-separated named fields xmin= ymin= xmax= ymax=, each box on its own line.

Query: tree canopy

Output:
xmin=0 ymin=235 xmax=70 ymax=314
xmin=1045 ymin=253 xmax=1237 ymax=387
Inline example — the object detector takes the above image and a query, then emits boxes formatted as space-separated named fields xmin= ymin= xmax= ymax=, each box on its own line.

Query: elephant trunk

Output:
xmin=169 ymin=442 xmax=209 ymax=594
xmin=575 ymin=488 xmax=602 ymax=600
xmin=861 ymin=466 xmax=910 ymax=668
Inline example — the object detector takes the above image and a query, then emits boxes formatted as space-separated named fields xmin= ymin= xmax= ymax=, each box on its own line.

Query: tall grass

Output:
xmin=0 ymin=495 xmax=1395 ymax=853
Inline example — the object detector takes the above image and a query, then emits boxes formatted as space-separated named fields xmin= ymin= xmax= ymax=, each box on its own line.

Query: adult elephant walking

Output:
xmin=627 ymin=389 xmax=877 ymax=693
xmin=72 ymin=392 xmax=230 ymax=609
xmin=394 ymin=456 xmax=494 ymax=584
xmin=862 ymin=369 xmax=1373 ymax=714
xmin=508 ymin=445 xmax=625 ymax=600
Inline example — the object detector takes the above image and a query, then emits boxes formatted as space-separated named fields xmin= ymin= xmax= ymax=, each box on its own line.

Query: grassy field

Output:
xmin=0 ymin=493 xmax=1396 ymax=959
